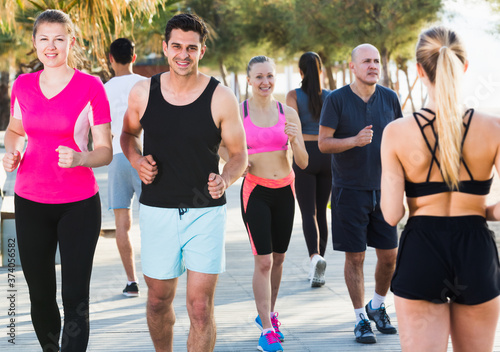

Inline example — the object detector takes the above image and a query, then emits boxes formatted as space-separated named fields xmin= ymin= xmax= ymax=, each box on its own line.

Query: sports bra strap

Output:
xmin=278 ymin=102 xmax=284 ymax=115
xmin=243 ymin=100 xmax=284 ymax=119
xmin=413 ymin=108 xmax=476 ymax=182
xmin=243 ymin=100 xmax=249 ymax=118
xmin=413 ymin=110 xmax=440 ymax=182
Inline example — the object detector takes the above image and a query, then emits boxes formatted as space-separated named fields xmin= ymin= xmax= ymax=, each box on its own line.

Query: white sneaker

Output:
xmin=309 ymin=255 xmax=326 ymax=287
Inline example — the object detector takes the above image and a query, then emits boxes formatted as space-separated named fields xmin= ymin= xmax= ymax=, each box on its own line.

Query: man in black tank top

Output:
xmin=121 ymin=14 xmax=247 ymax=352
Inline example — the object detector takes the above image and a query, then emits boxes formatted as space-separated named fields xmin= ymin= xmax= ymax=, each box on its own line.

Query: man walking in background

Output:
xmin=105 ymin=38 xmax=145 ymax=297
xmin=319 ymin=43 xmax=402 ymax=344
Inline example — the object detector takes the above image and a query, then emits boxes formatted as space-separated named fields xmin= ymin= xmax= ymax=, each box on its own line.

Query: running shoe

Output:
xmin=365 ymin=301 xmax=397 ymax=334
xmin=122 ymin=282 xmax=139 ymax=297
xmin=257 ymin=331 xmax=283 ymax=352
xmin=255 ymin=313 xmax=284 ymax=342
xmin=309 ymin=254 xmax=326 ymax=287
xmin=354 ymin=313 xmax=377 ymax=344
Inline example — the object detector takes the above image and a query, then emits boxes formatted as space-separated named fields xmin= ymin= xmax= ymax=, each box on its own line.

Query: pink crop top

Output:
xmin=243 ymin=100 xmax=288 ymax=155
xmin=10 ymin=69 xmax=111 ymax=204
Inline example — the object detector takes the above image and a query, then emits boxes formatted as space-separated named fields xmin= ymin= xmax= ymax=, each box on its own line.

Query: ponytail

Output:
xmin=416 ymin=27 xmax=467 ymax=190
xmin=434 ymin=46 xmax=464 ymax=190
xmin=298 ymin=52 xmax=323 ymax=121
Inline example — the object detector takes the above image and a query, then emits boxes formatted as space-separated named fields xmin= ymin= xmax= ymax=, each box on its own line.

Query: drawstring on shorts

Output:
xmin=178 ymin=208 xmax=188 ymax=219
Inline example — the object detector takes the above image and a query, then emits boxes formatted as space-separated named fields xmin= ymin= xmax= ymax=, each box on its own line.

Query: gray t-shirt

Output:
xmin=319 ymin=84 xmax=402 ymax=190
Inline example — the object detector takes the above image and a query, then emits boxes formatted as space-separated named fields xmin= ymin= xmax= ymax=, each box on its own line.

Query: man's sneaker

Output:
xmin=122 ymin=282 xmax=139 ymax=297
xmin=365 ymin=301 xmax=397 ymax=334
xmin=255 ymin=313 xmax=284 ymax=342
xmin=257 ymin=331 xmax=283 ymax=352
xmin=309 ymin=255 xmax=326 ymax=287
xmin=354 ymin=314 xmax=377 ymax=344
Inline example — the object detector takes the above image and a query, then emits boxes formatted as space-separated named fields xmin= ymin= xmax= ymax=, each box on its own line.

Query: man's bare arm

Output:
xmin=208 ymin=85 xmax=248 ymax=199
xmin=121 ymin=79 xmax=158 ymax=185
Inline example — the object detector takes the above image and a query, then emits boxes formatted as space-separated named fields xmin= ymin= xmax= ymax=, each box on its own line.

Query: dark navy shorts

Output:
xmin=330 ymin=187 xmax=397 ymax=252
xmin=391 ymin=216 xmax=500 ymax=305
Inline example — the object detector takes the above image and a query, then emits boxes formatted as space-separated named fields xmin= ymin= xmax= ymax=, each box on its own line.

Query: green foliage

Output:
xmin=289 ymin=0 xmax=351 ymax=65
xmin=0 ymin=0 xmax=175 ymax=76
xmin=184 ymin=0 xmax=247 ymax=73
xmin=129 ymin=0 xmax=180 ymax=60
xmin=339 ymin=0 xmax=443 ymax=86
xmin=0 ymin=0 xmax=446 ymax=86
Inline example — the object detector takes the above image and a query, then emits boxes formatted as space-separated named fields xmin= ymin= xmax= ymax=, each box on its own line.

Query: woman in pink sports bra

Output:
xmin=240 ymin=55 xmax=307 ymax=351
xmin=3 ymin=10 xmax=112 ymax=352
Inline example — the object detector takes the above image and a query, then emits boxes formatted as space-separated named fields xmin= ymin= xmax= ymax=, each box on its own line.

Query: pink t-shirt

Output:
xmin=10 ymin=69 xmax=111 ymax=204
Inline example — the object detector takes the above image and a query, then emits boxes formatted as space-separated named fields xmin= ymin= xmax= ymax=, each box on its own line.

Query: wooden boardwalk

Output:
xmin=1 ymin=164 xmax=500 ymax=351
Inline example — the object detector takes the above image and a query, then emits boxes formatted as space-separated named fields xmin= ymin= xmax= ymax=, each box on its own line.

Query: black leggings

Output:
xmin=241 ymin=173 xmax=295 ymax=255
xmin=15 ymin=193 xmax=101 ymax=352
xmin=293 ymin=141 xmax=332 ymax=257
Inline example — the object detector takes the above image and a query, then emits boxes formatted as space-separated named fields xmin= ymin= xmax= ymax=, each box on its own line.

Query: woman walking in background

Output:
xmin=3 ymin=9 xmax=112 ymax=351
xmin=241 ymin=55 xmax=307 ymax=352
xmin=381 ymin=26 xmax=500 ymax=351
xmin=286 ymin=52 xmax=332 ymax=287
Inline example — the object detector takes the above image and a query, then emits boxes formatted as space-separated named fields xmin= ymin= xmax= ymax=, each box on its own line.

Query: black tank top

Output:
xmin=139 ymin=74 xmax=225 ymax=208
xmin=405 ymin=108 xmax=493 ymax=197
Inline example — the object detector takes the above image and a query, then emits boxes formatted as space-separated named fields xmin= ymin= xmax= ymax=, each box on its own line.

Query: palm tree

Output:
xmin=0 ymin=0 xmax=179 ymax=128
xmin=2 ymin=0 xmax=171 ymax=73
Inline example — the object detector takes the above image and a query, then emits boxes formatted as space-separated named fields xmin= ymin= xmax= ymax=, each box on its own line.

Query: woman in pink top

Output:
xmin=3 ymin=10 xmax=112 ymax=352
xmin=240 ymin=55 xmax=307 ymax=352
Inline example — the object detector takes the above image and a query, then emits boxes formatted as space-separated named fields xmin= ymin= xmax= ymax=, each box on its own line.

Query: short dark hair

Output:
xmin=110 ymin=38 xmax=135 ymax=65
xmin=164 ymin=13 xmax=209 ymax=46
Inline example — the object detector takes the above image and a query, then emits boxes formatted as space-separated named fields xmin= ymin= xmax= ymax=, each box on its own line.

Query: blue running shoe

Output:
xmin=257 ymin=331 xmax=283 ymax=352
xmin=255 ymin=313 xmax=284 ymax=342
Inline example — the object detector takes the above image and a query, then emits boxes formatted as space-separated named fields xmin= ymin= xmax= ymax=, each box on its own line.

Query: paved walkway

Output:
xmin=1 ymin=163 xmax=500 ymax=351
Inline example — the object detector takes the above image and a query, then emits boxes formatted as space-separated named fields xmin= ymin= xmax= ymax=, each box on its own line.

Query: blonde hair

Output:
xmin=416 ymin=26 xmax=467 ymax=190
xmin=33 ymin=9 xmax=80 ymax=68
xmin=246 ymin=56 xmax=276 ymax=77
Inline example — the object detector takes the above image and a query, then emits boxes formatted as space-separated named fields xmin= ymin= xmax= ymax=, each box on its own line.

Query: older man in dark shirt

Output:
xmin=319 ymin=43 xmax=402 ymax=345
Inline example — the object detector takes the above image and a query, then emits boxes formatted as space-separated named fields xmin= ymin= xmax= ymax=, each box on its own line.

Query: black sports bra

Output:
xmin=405 ymin=108 xmax=493 ymax=198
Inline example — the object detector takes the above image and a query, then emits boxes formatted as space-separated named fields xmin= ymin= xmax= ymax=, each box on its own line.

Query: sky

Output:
xmin=242 ymin=0 xmax=500 ymax=112
xmin=441 ymin=0 xmax=500 ymax=112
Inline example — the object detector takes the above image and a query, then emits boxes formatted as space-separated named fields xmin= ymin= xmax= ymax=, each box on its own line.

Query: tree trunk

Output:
xmin=219 ymin=60 xmax=228 ymax=86
xmin=380 ymin=47 xmax=391 ymax=88
xmin=325 ymin=65 xmax=336 ymax=90
xmin=342 ymin=62 xmax=347 ymax=86
xmin=348 ymin=63 xmax=353 ymax=85
xmin=403 ymin=67 xmax=415 ymax=112
xmin=395 ymin=69 xmax=400 ymax=98
xmin=232 ymin=72 xmax=241 ymax=102
xmin=402 ymin=77 xmax=419 ymax=112
xmin=0 ymin=71 xmax=10 ymax=130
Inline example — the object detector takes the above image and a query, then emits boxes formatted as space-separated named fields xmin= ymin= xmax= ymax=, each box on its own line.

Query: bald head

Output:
xmin=349 ymin=43 xmax=381 ymax=87
xmin=351 ymin=44 xmax=380 ymax=63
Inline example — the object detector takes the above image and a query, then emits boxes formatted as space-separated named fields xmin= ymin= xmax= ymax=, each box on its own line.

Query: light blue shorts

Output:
xmin=108 ymin=153 xmax=142 ymax=209
xmin=140 ymin=205 xmax=227 ymax=279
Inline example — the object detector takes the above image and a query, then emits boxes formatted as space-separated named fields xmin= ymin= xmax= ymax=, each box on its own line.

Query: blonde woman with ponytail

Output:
xmin=381 ymin=26 xmax=500 ymax=351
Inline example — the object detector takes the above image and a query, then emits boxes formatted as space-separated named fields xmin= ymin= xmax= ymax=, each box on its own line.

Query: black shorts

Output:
xmin=391 ymin=216 xmax=500 ymax=305
xmin=330 ymin=187 xmax=397 ymax=252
